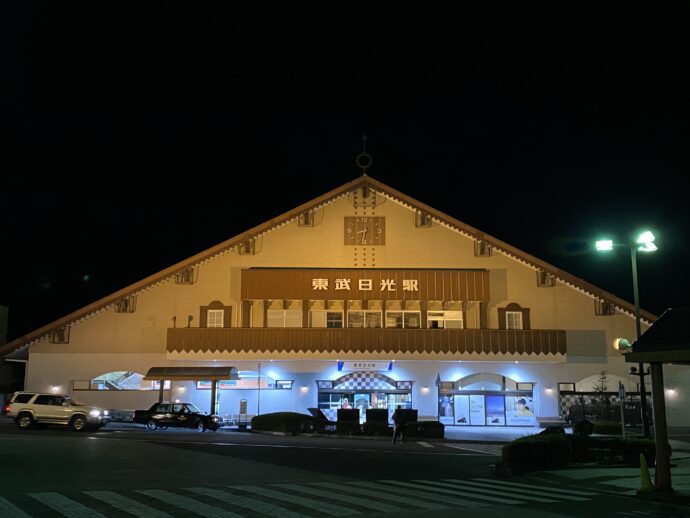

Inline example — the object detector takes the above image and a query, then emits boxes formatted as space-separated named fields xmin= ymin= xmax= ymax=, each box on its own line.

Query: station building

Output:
xmin=3 ymin=174 xmax=687 ymax=427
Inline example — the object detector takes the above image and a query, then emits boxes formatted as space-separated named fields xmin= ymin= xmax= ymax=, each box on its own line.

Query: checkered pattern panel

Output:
xmin=396 ymin=381 xmax=413 ymax=390
xmin=559 ymin=392 xmax=652 ymax=417
xmin=334 ymin=372 xmax=397 ymax=390
xmin=317 ymin=380 xmax=333 ymax=389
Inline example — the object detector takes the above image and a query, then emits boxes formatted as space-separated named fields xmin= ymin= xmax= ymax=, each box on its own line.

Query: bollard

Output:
xmin=637 ymin=453 xmax=654 ymax=494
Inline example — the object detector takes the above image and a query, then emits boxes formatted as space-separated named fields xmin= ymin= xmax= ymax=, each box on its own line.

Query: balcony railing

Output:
xmin=167 ymin=328 xmax=566 ymax=356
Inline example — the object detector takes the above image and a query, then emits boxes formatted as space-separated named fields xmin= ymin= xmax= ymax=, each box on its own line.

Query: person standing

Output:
xmin=392 ymin=405 xmax=405 ymax=444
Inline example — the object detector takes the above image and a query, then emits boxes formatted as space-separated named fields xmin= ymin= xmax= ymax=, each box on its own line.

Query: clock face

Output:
xmin=344 ymin=216 xmax=385 ymax=245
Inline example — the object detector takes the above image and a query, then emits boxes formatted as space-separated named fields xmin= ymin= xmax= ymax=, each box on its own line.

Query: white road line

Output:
xmin=0 ymin=496 xmax=31 ymax=518
xmin=417 ymin=441 xmax=433 ymax=448
xmin=137 ymin=489 xmax=242 ymax=518
xmin=380 ymin=480 xmax=522 ymax=505
xmin=473 ymin=478 xmax=595 ymax=497
xmin=314 ymin=482 xmax=456 ymax=510
xmin=449 ymin=480 xmax=589 ymax=501
xmin=232 ymin=485 xmax=359 ymax=516
xmin=85 ymin=491 xmax=172 ymax=517
xmin=30 ymin=492 xmax=106 ymax=518
xmin=274 ymin=483 xmax=403 ymax=513
xmin=347 ymin=480 xmax=487 ymax=509
xmin=414 ymin=480 xmax=557 ymax=503
xmin=187 ymin=487 xmax=304 ymax=518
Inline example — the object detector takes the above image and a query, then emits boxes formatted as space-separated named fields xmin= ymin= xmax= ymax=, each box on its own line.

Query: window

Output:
xmin=34 ymin=395 xmax=62 ymax=406
xmin=347 ymin=311 xmax=382 ymax=328
xmin=310 ymin=310 xmax=344 ymax=328
xmin=298 ymin=210 xmax=314 ymax=226
xmin=594 ymin=299 xmax=616 ymax=316
xmin=474 ymin=240 xmax=492 ymax=257
xmin=207 ymin=309 xmax=224 ymax=328
xmin=427 ymin=310 xmax=463 ymax=329
xmin=506 ymin=311 xmax=523 ymax=330
xmin=276 ymin=380 xmax=293 ymax=390
xmin=238 ymin=239 xmax=256 ymax=255
xmin=115 ymin=295 xmax=137 ymax=313
xmin=386 ymin=311 xmax=421 ymax=328
xmin=267 ymin=309 xmax=303 ymax=328
xmin=49 ymin=327 xmax=70 ymax=344
xmin=414 ymin=209 xmax=432 ymax=227
xmin=12 ymin=393 xmax=34 ymax=404
xmin=536 ymin=270 xmax=556 ymax=287
xmin=516 ymin=382 xmax=534 ymax=391
xmin=558 ymin=383 xmax=576 ymax=392
xmin=175 ymin=266 xmax=197 ymax=285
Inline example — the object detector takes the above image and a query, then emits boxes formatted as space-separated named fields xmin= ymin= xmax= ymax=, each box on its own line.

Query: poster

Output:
xmin=506 ymin=395 xmax=537 ymax=426
xmin=438 ymin=394 xmax=454 ymax=425
xmin=469 ymin=394 xmax=486 ymax=425
xmin=486 ymin=395 xmax=506 ymax=425
xmin=453 ymin=395 xmax=470 ymax=425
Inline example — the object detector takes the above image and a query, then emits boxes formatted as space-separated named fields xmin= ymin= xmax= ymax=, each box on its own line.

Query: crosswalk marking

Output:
xmin=417 ymin=441 xmax=433 ymax=448
xmin=346 ymin=480 xmax=486 ymax=509
xmin=274 ymin=483 xmax=404 ymax=513
xmin=85 ymin=491 xmax=173 ymax=517
xmin=379 ymin=480 xmax=522 ymax=505
xmin=137 ymin=489 xmax=243 ymax=518
xmin=0 ymin=496 xmax=31 ymax=518
xmin=6 ymin=475 xmax=601 ymax=516
xmin=313 ymin=482 xmax=454 ymax=510
xmin=444 ymin=444 xmax=498 ymax=455
xmin=232 ymin=485 xmax=359 ymax=516
xmin=416 ymin=479 xmax=558 ymax=503
xmin=439 ymin=479 xmax=589 ymax=502
xmin=473 ymin=478 xmax=594 ymax=497
xmin=186 ymin=487 xmax=305 ymax=518
xmin=30 ymin=492 xmax=107 ymax=517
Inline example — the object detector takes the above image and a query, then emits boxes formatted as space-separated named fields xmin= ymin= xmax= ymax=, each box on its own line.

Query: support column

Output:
xmin=479 ymin=302 xmax=488 ymax=329
xmin=158 ymin=379 xmax=165 ymax=403
xmin=650 ymin=362 xmax=672 ymax=491
xmin=210 ymin=380 xmax=218 ymax=416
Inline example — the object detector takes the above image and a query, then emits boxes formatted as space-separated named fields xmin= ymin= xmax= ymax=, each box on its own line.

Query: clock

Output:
xmin=344 ymin=216 xmax=385 ymax=245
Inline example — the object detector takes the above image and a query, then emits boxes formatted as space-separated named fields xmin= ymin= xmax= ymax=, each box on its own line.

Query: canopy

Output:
xmin=626 ymin=307 xmax=690 ymax=364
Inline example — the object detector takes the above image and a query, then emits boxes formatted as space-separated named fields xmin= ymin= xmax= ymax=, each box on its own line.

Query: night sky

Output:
xmin=1 ymin=6 xmax=688 ymax=341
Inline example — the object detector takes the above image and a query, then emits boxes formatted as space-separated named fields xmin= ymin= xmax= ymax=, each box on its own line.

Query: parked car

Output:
xmin=133 ymin=402 xmax=221 ymax=432
xmin=5 ymin=392 xmax=111 ymax=431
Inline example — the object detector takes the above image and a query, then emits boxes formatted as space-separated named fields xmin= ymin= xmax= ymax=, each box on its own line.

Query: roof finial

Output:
xmin=355 ymin=132 xmax=372 ymax=175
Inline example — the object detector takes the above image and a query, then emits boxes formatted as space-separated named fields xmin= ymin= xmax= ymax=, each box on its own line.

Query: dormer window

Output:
xmin=415 ymin=209 xmax=432 ymax=228
xmin=298 ymin=210 xmax=314 ymax=227
xmin=238 ymin=239 xmax=256 ymax=255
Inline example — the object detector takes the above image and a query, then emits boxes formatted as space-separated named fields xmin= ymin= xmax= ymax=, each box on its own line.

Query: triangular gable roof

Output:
xmin=1 ymin=174 xmax=656 ymax=356
xmin=625 ymin=307 xmax=690 ymax=363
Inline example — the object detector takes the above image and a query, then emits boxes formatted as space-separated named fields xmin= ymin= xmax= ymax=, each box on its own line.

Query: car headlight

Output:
xmin=103 ymin=410 xmax=109 ymax=416
xmin=212 ymin=416 xmax=219 ymax=422
xmin=89 ymin=409 xmax=101 ymax=417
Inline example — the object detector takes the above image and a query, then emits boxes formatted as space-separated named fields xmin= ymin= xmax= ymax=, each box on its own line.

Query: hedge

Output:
xmin=502 ymin=434 xmax=571 ymax=469
xmin=403 ymin=421 xmax=445 ymax=439
xmin=251 ymin=412 xmax=314 ymax=434
xmin=592 ymin=421 xmax=623 ymax=435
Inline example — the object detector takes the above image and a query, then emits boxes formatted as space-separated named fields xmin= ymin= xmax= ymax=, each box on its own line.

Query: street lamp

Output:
xmin=595 ymin=230 xmax=657 ymax=438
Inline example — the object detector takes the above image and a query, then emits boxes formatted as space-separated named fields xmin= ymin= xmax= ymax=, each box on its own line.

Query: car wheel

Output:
xmin=17 ymin=413 xmax=34 ymax=430
xmin=71 ymin=415 xmax=87 ymax=432
xmin=196 ymin=420 xmax=206 ymax=433
xmin=146 ymin=420 xmax=158 ymax=431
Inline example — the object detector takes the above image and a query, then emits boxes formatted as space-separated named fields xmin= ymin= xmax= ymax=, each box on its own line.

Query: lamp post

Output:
xmin=596 ymin=230 xmax=657 ymax=438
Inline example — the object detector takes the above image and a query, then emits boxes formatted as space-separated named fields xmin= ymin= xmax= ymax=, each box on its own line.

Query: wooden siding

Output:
xmin=167 ymin=328 xmax=566 ymax=355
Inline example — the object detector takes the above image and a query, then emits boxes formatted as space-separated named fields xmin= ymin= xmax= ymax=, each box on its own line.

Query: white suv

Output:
xmin=5 ymin=392 xmax=110 ymax=431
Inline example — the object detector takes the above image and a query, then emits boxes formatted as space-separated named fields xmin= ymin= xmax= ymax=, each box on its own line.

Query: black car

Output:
xmin=133 ymin=402 xmax=221 ymax=432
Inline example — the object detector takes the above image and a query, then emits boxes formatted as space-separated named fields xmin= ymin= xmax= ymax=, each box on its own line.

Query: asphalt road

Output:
xmin=0 ymin=420 xmax=687 ymax=517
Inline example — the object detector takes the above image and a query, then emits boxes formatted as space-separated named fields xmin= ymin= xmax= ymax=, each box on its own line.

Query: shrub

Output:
xmin=502 ymin=434 xmax=571 ymax=470
xmin=362 ymin=421 xmax=392 ymax=436
xmin=336 ymin=421 xmax=361 ymax=435
xmin=539 ymin=426 xmax=566 ymax=436
xmin=403 ymin=421 xmax=445 ymax=439
xmin=365 ymin=409 xmax=389 ymax=423
xmin=591 ymin=421 xmax=623 ymax=435
xmin=251 ymin=412 xmax=314 ymax=434
xmin=585 ymin=436 xmax=656 ymax=466
xmin=572 ymin=419 xmax=593 ymax=436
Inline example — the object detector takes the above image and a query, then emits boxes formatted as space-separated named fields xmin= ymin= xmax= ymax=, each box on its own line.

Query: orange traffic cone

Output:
xmin=637 ymin=453 xmax=654 ymax=494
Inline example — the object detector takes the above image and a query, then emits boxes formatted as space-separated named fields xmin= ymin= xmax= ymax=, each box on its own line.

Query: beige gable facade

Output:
xmin=5 ymin=176 xmax=687 ymax=426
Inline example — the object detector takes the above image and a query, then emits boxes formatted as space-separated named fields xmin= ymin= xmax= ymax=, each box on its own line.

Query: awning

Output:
xmin=626 ymin=307 xmax=690 ymax=364
xmin=143 ymin=366 xmax=239 ymax=381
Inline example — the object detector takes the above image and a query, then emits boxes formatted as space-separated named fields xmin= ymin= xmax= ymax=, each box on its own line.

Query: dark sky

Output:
xmin=1 ymin=6 xmax=688 ymax=341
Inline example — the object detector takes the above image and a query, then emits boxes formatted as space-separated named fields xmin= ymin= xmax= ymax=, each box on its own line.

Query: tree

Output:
xmin=592 ymin=370 xmax=610 ymax=420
